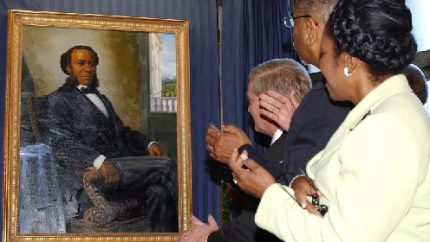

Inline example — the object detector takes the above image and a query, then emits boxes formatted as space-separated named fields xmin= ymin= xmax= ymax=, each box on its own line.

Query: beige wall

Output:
xmin=22 ymin=25 xmax=143 ymax=129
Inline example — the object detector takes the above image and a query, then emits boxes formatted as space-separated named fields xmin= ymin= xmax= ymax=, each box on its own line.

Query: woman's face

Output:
xmin=319 ymin=34 xmax=351 ymax=101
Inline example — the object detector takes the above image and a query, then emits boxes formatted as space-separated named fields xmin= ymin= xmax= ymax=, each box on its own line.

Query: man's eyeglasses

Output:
xmin=283 ymin=15 xmax=311 ymax=28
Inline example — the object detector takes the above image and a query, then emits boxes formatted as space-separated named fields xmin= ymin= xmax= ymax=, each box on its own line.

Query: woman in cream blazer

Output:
xmin=228 ymin=0 xmax=430 ymax=241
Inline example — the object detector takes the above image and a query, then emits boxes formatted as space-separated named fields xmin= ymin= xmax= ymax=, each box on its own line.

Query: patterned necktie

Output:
xmin=80 ymin=87 xmax=98 ymax=94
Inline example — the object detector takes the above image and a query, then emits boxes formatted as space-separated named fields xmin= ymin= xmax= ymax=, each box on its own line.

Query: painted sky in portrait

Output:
xmin=161 ymin=33 xmax=176 ymax=81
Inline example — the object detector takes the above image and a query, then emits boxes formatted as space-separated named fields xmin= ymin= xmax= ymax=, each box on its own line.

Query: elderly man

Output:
xmin=179 ymin=58 xmax=313 ymax=242
xmin=38 ymin=45 xmax=177 ymax=232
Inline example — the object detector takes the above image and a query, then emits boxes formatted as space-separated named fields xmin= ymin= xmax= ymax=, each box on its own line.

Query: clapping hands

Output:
xmin=205 ymin=124 xmax=251 ymax=164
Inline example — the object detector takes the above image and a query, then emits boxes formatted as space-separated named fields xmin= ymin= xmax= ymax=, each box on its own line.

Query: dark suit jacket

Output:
xmin=37 ymin=83 xmax=154 ymax=217
xmin=38 ymin=82 xmax=153 ymax=173
xmin=209 ymin=132 xmax=287 ymax=242
xmin=279 ymin=81 xmax=351 ymax=183
xmin=261 ymin=131 xmax=287 ymax=164
xmin=37 ymin=83 xmax=178 ymax=231
xmin=208 ymin=82 xmax=351 ymax=242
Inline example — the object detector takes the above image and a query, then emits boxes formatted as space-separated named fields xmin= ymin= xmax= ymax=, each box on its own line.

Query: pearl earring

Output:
xmin=343 ymin=67 xmax=352 ymax=78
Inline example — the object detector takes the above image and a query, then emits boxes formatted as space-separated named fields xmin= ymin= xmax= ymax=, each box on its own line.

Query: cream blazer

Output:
xmin=255 ymin=74 xmax=430 ymax=242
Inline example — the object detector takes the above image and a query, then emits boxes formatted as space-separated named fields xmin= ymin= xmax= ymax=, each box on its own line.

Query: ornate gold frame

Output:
xmin=3 ymin=9 xmax=191 ymax=242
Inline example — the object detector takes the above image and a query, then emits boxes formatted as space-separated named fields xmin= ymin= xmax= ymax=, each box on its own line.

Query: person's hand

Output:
xmin=205 ymin=124 xmax=251 ymax=164
xmin=228 ymin=150 xmax=275 ymax=199
xmin=148 ymin=142 xmax=165 ymax=156
xmin=99 ymin=160 xmax=120 ymax=188
xmin=291 ymin=175 xmax=322 ymax=216
xmin=259 ymin=90 xmax=299 ymax=131
xmin=177 ymin=215 xmax=218 ymax=242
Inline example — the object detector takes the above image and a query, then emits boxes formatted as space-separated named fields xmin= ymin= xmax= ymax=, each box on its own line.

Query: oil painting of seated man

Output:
xmin=36 ymin=45 xmax=178 ymax=232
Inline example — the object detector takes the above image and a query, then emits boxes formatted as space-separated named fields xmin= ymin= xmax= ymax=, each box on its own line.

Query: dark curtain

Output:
xmin=221 ymin=0 xmax=293 ymax=153
xmin=218 ymin=0 xmax=293 ymax=223
xmin=0 ymin=0 xmax=220 ymax=232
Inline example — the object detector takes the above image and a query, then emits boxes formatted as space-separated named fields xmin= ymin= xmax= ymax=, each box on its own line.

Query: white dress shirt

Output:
xmin=77 ymin=85 xmax=109 ymax=117
xmin=77 ymin=85 xmax=154 ymax=169
xmin=270 ymin=129 xmax=283 ymax=145
xmin=77 ymin=85 xmax=108 ymax=169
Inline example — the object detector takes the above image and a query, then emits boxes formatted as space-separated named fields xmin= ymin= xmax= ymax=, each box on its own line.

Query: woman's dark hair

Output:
xmin=327 ymin=0 xmax=417 ymax=77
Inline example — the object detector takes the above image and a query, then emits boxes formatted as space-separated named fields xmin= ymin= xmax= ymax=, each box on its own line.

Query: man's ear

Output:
xmin=66 ymin=65 xmax=71 ymax=75
xmin=304 ymin=17 xmax=319 ymax=46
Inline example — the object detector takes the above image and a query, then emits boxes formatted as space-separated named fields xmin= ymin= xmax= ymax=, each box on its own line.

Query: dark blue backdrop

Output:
xmin=221 ymin=0 xmax=293 ymax=154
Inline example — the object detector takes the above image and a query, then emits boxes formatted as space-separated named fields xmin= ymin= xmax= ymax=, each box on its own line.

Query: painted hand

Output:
xmin=148 ymin=142 xmax=165 ymax=156
xmin=99 ymin=160 xmax=120 ymax=188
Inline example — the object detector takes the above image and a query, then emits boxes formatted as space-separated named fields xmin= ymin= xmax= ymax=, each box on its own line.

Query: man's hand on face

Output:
xmin=205 ymin=124 xmax=252 ymax=164
xmin=259 ymin=90 xmax=299 ymax=131
xmin=99 ymin=160 xmax=121 ymax=188
xmin=148 ymin=142 xmax=165 ymax=156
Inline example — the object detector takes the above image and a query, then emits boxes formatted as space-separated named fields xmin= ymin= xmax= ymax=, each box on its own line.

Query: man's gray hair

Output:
xmin=249 ymin=58 xmax=312 ymax=102
xmin=294 ymin=0 xmax=339 ymax=23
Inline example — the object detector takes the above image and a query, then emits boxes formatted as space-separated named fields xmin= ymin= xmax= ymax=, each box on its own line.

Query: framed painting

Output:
xmin=3 ymin=9 xmax=191 ymax=242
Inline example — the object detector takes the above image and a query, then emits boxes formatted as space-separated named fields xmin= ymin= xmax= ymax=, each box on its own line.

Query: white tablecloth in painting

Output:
xmin=19 ymin=144 xmax=66 ymax=233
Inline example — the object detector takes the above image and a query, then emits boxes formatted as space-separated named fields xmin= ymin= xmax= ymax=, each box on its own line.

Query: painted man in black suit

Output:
xmin=38 ymin=45 xmax=177 ymax=232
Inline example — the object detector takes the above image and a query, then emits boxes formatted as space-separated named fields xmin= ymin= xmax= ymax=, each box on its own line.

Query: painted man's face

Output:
xmin=67 ymin=49 xmax=97 ymax=86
